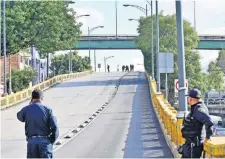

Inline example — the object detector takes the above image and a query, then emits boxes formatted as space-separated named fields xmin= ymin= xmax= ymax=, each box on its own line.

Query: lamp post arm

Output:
xmin=89 ymin=26 xmax=103 ymax=33
xmin=127 ymin=4 xmax=148 ymax=15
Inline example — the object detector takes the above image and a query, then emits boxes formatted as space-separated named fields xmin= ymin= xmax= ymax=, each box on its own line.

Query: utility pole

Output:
xmin=8 ymin=54 xmax=12 ymax=94
xmin=69 ymin=49 xmax=72 ymax=73
xmin=146 ymin=4 xmax=148 ymax=17
xmin=193 ymin=1 xmax=196 ymax=30
xmin=156 ymin=0 xmax=160 ymax=92
xmin=0 ymin=0 xmax=2 ymax=94
xmin=104 ymin=57 xmax=106 ymax=73
xmin=151 ymin=0 xmax=154 ymax=80
xmin=88 ymin=27 xmax=91 ymax=66
xmin=165 ymin=53 xmax=168 ymax=101
xmin=176 ymin=0 xmax=187 ymax=113
xmin=115 ymin=1 xmax=118 ymax=38
xmin=3 ymin=0 xmax=7 ymax=94
xmin=94 ymin=50 xmax=96 ymax=72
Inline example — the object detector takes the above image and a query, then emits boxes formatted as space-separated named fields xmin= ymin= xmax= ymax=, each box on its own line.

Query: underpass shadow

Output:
xmin=123 ymin=73 xmax=173 ymax=158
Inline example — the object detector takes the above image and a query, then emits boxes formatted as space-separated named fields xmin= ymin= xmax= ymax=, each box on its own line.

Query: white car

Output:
xmin=213 ymin=127 xmax=225 ymax=136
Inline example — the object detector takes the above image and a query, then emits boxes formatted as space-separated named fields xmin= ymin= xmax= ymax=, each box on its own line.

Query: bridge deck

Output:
xmin=74 ymin=35 xmax=225 ymax=50
xmin=1 ymin=73 xmax=124 ymax=158
xmin=1 ymin=72 xmax=173 ymax=158
xmin=55 ymin=72 xmax=173 ymax=158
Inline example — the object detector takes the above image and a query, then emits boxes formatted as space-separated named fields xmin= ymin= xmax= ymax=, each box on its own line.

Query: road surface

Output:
xmin=55 ymin=72 xmax=173 ymax=158
xmin=1 ymin=72 xmax=125 ymax=158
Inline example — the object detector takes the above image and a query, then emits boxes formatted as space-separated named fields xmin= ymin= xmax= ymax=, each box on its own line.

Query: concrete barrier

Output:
xmin=146 ymin=74 xmax=225 ymax=158
xmin=1 ymin=71 xmax=92 ymax=110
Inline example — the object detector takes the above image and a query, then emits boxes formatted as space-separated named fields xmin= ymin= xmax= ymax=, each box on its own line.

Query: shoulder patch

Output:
xmin=198 ymin=107 xmax=205 ymax=113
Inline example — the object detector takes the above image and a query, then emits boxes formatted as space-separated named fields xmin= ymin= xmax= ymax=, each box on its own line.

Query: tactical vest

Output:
xmin=181 ymin=109 xmax=203 ymax=139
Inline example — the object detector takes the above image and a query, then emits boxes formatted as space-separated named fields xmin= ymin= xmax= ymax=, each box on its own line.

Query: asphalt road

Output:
xmin=1 ymin=72 xmax=125 ymax=158
xmin=55 ymin=72 xmax=173 ymax=158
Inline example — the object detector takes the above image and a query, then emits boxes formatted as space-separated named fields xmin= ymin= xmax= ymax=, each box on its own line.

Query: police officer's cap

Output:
xmin=32 ymin=89 xmax=43 ymax=99
xmin=186 ymin=88 xmax=201 ymax=99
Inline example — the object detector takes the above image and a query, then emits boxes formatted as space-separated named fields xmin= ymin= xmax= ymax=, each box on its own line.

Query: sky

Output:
xmin=56 ymin=0 xmax=225 ymax=72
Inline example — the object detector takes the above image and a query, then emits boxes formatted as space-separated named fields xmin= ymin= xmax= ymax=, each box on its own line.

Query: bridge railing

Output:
xmin=199 ymin=35 xmax=225 ymax=40
xmin=146 ymin=74 xmax=225 ymax=158
xmin=79 ymin=35 xmax=225 ymax=41
xmin=79 ymin=36 xmax=137 ymax=41
xmin=1 ymin=71 xmax=92 ymax=110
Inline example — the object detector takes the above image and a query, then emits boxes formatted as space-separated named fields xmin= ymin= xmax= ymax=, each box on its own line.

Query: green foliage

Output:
xmin=216 ymin=50 xmax=225 ymax=74
xmin=9 ymin=67 xmax=37 ymax=93
xmin=207 ymin=61 xmax=224 ymax=91
xmin=135 ymin=12 xmax=208 ymax=104
xmin=50 ymin=52 xmax=91 ymax=75
xmin=2 ymin=1 xmax=81 ymax=57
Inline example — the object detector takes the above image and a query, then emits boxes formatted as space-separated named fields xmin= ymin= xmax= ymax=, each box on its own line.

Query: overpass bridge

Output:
xmin=1 ymin=72 xmax=225 ymax=158
xmin=74 ymin=34 xmax=225 ymax=50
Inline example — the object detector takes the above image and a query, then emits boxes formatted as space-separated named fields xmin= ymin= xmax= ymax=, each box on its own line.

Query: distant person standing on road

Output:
xmin=17 ymin=89 xmax=59 ymax=158
xmin=107 ymin=65 xmax=110 ymax=73
xmin=122 ymin=65 xmax=125 ymax=72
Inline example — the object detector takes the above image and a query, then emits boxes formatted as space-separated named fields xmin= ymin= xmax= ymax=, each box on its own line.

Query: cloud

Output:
xmin=73 ymin=7 xmax=104 ymax=34
xmin=199 ymin=50 xmax=219 ymax=72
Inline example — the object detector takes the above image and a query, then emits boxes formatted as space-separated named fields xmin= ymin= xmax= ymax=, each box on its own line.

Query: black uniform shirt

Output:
xmin=17 ymin=101 xmax=59 ymax=143
xmin=191 ymin=101 xmax=214 ymax=140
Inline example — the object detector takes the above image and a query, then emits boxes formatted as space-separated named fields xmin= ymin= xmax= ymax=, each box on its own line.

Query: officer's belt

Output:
xmin=186 ymin=136 xmax=200 ymax=145
xmin=29 ymin=135 xmax=49 ymax=138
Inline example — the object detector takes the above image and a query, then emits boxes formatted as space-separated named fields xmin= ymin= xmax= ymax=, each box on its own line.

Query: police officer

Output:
xmin=17 ymin=89 xmax=59 ymax=158
xmin=180 ymin=88 xmax=214 ymax=158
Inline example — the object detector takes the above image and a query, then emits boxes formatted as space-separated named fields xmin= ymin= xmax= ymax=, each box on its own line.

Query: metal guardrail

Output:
xmin=205 ymin=98 xmax=225 ymax=106
xmin=148 ymin=75 xmax=225 ymax=158
xmin=0 ymin=71 xmax=92 ymax=110
xmin=79 ymin=35 xmax=137 ymax=41
xmin=79 ymin=35 xmax=225 ymax=41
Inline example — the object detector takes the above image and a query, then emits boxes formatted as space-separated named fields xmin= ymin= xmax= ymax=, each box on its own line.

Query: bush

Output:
xmin=9 ymin=67 xmax=37 ymax=93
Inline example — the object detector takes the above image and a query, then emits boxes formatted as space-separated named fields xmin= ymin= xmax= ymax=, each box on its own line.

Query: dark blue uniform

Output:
xmin=17 ymin=101 xmax=59 ymax=158
xmin=181 ymin=102 xmax=214 ymax=158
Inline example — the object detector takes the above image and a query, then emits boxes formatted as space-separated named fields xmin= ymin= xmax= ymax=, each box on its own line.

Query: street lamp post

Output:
xmin=150 ymin=0 xmax=154 ymax=81
xmin=104 ymin=56 xmax=114 ymax=72
xmin=156 ymin=0 xmax=160 ymax=92
xmin=123 ymin=4 xmax=148 ymax=17
xmin=124 ymin=1 xmax=155 ymax=81
xmin=3 ymin=0 xmax=7 ymax=94
xmin=175 ymin=1 xmax=188 ymax=119
xmin=88 ymin=25 xmax=104 ymax=67
xmin=69 ymin=14 xmax=90 ymax=73
xmin=128 ymin=18 xmax=139 ymax=21
xmin=94 ymin=50 xmax=96 ymax=72
xmin=193 ymin=1 xmax=196 ymax=30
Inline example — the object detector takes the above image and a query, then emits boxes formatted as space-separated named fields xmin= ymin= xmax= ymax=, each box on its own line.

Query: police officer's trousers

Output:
xmin=181 ymin=141 xmax=203 ymax=158
xmin=27 ymin=137 xmax=53 ymax=158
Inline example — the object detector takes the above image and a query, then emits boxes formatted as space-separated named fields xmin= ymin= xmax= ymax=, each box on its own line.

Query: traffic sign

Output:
xmin=174 ymin=79 xmax=188 ymax=97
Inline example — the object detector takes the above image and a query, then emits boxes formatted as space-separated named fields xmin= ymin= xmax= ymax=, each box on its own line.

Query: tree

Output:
xmin=216 ymin=50 xmax=225 ymax=74
xmin=135 ymin=12 xmax=208 ymax=104
xmin=2 ymin=1 xmax=81 ymax=57
xmin=7 ymin=67 xmax=37 ymax=93
xmin=50 ymin=52 xmax=91 ymax=76
xmin=207 ymin=61 xmax=224 ymax=91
